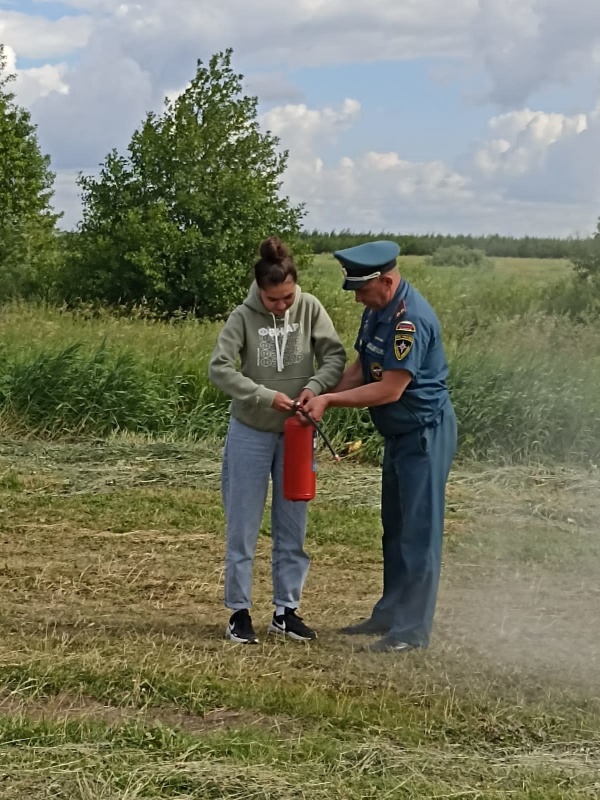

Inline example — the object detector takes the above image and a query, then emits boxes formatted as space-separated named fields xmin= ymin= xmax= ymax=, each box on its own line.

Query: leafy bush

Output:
xmin=571 ymin=228 xmax=600 ymax=285
xmin=540 ymin=276 xmax=600 ymax=321
xmin=428 ymin=246 xmax=493 ymax=269
xmin=0 ymin=341 xmax=230 ymax=439
xmin=539 ymin=222 xmax=600 ymax=319
xmin=1 ymin=290 xmax=600 ymax=467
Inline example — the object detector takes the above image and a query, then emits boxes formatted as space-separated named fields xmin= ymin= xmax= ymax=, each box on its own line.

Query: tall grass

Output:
xmin=0 ymin=257 xmax=598 ymax=465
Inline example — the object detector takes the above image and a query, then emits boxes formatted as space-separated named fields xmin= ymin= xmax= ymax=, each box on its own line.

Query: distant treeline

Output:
xmin=300 ymin=230 xmax=590 ymax=260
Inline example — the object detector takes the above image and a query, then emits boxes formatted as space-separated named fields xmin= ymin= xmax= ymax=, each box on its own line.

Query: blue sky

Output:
xmin=6 ymin=1 xmax=76 ymax=20
xmin=287 ymin=59 xmax=496 ymax=164
xmin=3 ymin=0 xmax=600 ymax=235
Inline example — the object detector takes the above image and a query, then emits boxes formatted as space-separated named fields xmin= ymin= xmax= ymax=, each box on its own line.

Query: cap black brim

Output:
xmin=342 ymin=278 xmax=371 ymax=290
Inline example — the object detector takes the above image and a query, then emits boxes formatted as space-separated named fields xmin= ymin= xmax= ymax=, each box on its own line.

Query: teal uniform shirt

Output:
xmin=354 ymin=279 xmax=450 ymax=437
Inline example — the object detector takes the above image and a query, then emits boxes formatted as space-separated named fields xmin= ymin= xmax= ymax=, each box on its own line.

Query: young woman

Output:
xmin=209 ymin=237 xmax=346 ymax=644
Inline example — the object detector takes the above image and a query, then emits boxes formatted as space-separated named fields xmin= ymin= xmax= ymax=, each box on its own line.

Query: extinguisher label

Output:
xmin=312 ymin=430 xmax=317 ymax=472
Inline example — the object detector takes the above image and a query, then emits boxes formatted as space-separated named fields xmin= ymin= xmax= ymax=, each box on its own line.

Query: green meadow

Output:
xmin=0 ymin=255 xmax=599 ymax=798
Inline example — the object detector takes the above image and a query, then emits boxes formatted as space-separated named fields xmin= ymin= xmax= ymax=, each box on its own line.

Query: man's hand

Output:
xmin=271 ymin=392 xmax=295 ymax=412
xmin=303 ymin=394 xmax=331 ymax=423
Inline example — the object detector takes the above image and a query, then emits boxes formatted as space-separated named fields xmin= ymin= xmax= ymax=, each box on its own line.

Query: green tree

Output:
xmin=571 ymin=218 xmax=600 ymax=286
xmin=428 ymin=245 xmax=493 ymax=269
xmin=0 ymin=45 xmax=60 ymax=301
xmin=540 ymin=219 xmax=600 ymax=319
xmin=67 ymin=49 xmax=307 ymax=317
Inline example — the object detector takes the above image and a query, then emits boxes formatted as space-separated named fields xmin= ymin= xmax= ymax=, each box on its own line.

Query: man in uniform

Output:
xmin=304 ymin=240 xmax=457 ymax=653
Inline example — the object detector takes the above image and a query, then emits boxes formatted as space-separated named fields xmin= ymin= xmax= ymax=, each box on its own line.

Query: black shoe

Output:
xmin=362 ymin=636 xmax=418 ymax=653
xmin=226 ymin=609 xmax=258 ymax=644
xmin=268 ymin=608 xmax=317 ymax=641
xmin=339 ymin=618 xmax=390 ymax=636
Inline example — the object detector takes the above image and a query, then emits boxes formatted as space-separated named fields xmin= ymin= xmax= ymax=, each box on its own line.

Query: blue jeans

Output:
xmin=222 ymin=417 xmax=310 ymax=610
xmin=371 ymin=402 xmax=457 ymax=647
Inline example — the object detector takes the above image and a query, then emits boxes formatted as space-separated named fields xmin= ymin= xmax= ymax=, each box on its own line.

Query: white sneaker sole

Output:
xmin=267 ymin=623 xmax=316 ymax=642
xmin=225 ymin=626 xmax=258 ymax=644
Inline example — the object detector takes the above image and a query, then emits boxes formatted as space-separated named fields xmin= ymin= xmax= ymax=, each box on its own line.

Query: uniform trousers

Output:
xmin=370 ymin=401 xmax=457 ymax=646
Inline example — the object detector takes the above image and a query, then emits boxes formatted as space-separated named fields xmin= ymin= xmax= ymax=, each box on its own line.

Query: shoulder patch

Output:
xmin=396 ymin=320 xmax=416 ymax=333
xmin=370 ymin=362 xmax=383 ymax=381
xmin=394 ymin=299 xmax=407 ymax=320
xmin=394 ymin=333 xmax=414 ymax=361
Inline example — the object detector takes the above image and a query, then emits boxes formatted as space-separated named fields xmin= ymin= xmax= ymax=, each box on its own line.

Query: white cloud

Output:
xmin=0 ymin=10 xmax=92 ymax=59
xmin=262 ymin=98 xmax=598 ymax=237
xmin=15 ymin=63 xmax=69 ymax=107
xmin=508 ymin=106 xmax=600 ymax=206
xmin=262 ymin=99 xmax=477 ymax=233
xmin=6 ymin=0 xmax=600 ymax=109
xmin=6 ymin=0 xmax=600 ymax=236
xmin=459 ymin=104 xmax=600 ymax=212
xmin=27 ymin=0 xmax=478 ymax=70
xmin=47 ymin=90 xmax=600 ymax=237
xmin=471 ymin=0 xmax=600 ymax=104
xmin=2 ymin=44 xmax=68 ymax=107
xmin=467 ymin=109 xmax=588 ymax=178
xmin=27 ymin=0 xmax=594 ymax=110
xmin=488 ymin=110 xmax=588 ymax=140
xmin=32 ymin=47 xmax=155 ymax=171
xmin=261 ymin=99 xmax=360 ymax=158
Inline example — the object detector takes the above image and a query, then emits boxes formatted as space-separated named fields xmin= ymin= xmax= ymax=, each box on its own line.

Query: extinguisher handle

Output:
xmin=293 ymin=402 xmax=341 ymax=462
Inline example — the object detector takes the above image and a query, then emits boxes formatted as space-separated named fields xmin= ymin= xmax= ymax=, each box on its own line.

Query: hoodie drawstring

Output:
xmin=272 ymin=310 xmax=290 ymax=372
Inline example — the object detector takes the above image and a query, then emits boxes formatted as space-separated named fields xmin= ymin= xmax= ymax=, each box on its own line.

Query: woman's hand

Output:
xmin=271 ymin=392 xmax=295 ymax=412
xmin=295 ymin=388 xmax=315 ymax=407
xmin=294 ymin=388 xmax=316 ymax=425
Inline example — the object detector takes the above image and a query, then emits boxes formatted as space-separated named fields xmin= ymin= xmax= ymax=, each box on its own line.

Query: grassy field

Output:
xmin=0 ymin=255 xmax=599 ymax=797
xmin=314 ymin=253 xmax=573 ymax=284
xmin=0 ymin=255 xmax=599 ymax=464
xmin=0 ymin=437 xmax=599 ymax=798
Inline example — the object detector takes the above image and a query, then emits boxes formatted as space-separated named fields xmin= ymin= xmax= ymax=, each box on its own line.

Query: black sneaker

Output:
xmin=268 ymin=608 xmax=317 ymax=641
xmin=226 ymin=609 xmax=258 ymax=644
xmin=339 ymin=618 xmax=390 ymax=636
xmin=362 ymin=636 xmax=418 ymax=653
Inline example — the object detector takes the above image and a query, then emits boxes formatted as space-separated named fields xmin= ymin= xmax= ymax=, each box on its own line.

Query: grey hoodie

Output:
xmin=209 ymin=282 xmax=346 ymax=432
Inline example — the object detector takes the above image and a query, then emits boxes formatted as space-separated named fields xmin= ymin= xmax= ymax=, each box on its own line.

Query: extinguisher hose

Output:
xmin=292 ymin=402 xmax=341 ymax=462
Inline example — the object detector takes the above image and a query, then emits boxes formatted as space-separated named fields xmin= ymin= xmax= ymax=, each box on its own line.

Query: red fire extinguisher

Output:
xmin=283 ymin=405 xmax=340 ymax=502
xmin=283 ymin=417 xmax=317 ymax=501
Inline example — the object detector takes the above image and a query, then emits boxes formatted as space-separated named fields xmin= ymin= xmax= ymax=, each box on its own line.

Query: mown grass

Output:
xmin=0 ymin=439 xmax=599 ymax=798
xmin=1 ymin=256 xmax=598 ymax=797
xmin=1 ymin=716 xmax=598 ymax=799
xmin=1 ymin=255 xmax=599 ymax=466
xmin=3 ymin=724 xmax=596 ymax=799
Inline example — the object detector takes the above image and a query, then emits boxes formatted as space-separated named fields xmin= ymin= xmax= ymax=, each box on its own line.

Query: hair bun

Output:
xmin=259 ymin=236 xmax=290 ymax=265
